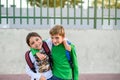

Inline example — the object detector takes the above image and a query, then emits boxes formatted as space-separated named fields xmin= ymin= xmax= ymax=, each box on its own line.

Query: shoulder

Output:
xmin=67 ymin=41 xmax=76 ymax=51
xmin=44 ymin=38 xmax=52 ymax=43
xmin=44 ymin=38 xmax=52 ymax=50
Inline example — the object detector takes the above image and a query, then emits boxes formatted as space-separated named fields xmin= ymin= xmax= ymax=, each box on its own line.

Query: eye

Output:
xmin=31 ymin=41 xmax=34 ymax=45
xmin=36 ymin=38 xmax=39 ymax=41
xmin=55 ymin=37 xmax=59 ymax=39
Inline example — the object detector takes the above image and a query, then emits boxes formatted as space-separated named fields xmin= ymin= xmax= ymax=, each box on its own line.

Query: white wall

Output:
xmin=0 ymin=29 xmax=120 ymax=74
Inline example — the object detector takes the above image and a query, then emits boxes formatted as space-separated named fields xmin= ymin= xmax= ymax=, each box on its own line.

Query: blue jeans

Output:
xmin=47 ymin=76 xmax=72 ymax=80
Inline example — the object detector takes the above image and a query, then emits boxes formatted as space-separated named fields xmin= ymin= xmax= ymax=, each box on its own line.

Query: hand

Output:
xmin=63 ymin=38 xmax=71 ymax=51
xmin=36 ymin=52 xmax=46 ymax=60
xmin=39 ymin=75 xmax=46 ymax=80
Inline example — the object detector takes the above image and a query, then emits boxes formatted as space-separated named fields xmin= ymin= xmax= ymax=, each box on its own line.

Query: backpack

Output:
xmin=25 ymin=41 xmax=73 ymax=78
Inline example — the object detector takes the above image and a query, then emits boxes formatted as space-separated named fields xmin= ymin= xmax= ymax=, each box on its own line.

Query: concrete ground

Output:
xmin=0 ymin=74 xmax=30 ymax=80
xmin=0 ymin=74 xmax=120 ymax=80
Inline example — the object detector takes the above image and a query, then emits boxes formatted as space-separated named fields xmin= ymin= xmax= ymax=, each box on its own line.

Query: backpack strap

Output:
xmin=42 ymin=41 xmax=50 ymax=55
xmin=66 ymin=41 xmax=74 ymax=80
xmin=66 ymin=41 xmax=73 ymax=68
xmin=42 ymin=41 xmax=53 ymax=69
xmin=25 ymin=50 xmax=36 ymax=73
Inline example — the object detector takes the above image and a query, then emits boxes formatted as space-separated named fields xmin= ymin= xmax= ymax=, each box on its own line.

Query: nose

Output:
xmin=34 ymin=41 xmax=39 ymax=47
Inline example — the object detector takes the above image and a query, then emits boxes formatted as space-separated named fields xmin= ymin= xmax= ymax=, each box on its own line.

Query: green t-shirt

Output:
xmin=52 ymin=43 xmax=72 ymax=79
xmin=52 ymin=43 xmax=79 ymax=80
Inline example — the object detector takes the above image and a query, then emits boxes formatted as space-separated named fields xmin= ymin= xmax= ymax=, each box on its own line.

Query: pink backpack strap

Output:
xmin=25 ymin=50 xmax=36 ymax=73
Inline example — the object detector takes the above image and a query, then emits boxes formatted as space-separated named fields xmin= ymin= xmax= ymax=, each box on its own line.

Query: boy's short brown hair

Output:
xmin=26 ymin=32 xmax=42 ymax=47
xmin=49 ymin=25 xmax=65 ymax=37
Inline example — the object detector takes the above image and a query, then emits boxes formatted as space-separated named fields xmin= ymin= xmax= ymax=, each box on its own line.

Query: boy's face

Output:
xmin=29 ymin=36 xmax=42 ymax=50
xmin=50 ymin=34 xmax=64 ymax=46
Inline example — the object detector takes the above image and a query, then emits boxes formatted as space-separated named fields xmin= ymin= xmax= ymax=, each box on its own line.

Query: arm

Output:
xmin=45 ymin=38 xmax=71 ymax=51
xmin=71 ymin=44 xmax=79 ymax=80
xmin=26 ymin=52 xmax=46 ymax=80
xmin=25 ymin=52 xmax=41 ymax=79
xmin=26 ymin=65 xmax=46 ymax=80
xmin=26 ymin=64 xmax=41 ymax=79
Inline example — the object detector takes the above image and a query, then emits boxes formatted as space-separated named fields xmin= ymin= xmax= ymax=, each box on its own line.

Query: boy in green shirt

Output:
xmin=49 ymin=25 xmax=79 ymax=80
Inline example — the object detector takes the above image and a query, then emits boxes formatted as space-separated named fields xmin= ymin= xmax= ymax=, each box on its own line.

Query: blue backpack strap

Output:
xmin=66 ymin=41 xmax=74 ymax=80
xmin=65 ymin=41 xmax=71 ymax=61
xmin=66 ymin=50 xmax=71 ymax=61
xmin=65 ymin=41 xmax=73 ymax=68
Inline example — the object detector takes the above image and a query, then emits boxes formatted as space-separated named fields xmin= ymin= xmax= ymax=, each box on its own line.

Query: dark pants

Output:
xmin=47 ymin=76 xmax=72 ymax=80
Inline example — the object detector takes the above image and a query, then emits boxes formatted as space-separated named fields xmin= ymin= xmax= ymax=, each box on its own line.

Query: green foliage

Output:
xmin=92 ymin=0 xmax=120 ymax=9
xmin=27 ymin=0 xmax=82 ymax=8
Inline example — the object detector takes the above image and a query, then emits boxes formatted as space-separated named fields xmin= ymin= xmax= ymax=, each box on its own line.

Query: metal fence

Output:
xmin=0 ymin=0 xmax=120 ymax=29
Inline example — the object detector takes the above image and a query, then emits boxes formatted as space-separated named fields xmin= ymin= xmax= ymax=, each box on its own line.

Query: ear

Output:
xmin=62 ymin=36 xmax=65 ymax=40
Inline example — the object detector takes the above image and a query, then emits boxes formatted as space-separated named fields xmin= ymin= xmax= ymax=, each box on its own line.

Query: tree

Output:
xmin=92 ymin=0 xmax=120 ymax=8
xmin=27 ymin=0 xmax=82 ymax=8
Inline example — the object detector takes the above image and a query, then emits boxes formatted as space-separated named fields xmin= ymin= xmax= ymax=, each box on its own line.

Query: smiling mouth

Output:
xmin=54 ymin=43 xmax=59 ymax=45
